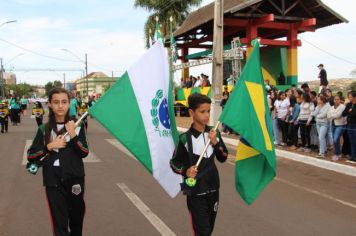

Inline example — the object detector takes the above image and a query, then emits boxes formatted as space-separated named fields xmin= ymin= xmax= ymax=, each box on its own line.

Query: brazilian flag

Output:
xmin=219 ymin=39 xmax=276 ymax=205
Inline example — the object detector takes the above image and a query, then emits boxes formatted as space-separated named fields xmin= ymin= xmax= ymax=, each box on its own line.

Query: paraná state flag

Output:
xmin=89 ymin=41 xmax=181 ymax=198
xmin=170 ymin=33 xmax=178 ymax=63
xmin=219 ymin=39 xmax=276 ymax=205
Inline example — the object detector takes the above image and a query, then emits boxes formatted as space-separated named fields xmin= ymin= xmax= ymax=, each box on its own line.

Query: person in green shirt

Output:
xmin=20 ymin=96 xmax=29 ymax=115
xmin=10 ymin=94 xmax=21 ymax=126
xmin=69 ymin=91 xmax=78 ymax=119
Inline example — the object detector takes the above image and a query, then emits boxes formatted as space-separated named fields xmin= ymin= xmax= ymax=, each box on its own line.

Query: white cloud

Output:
xmin=19 ymin=17 xmax=69 ymax=30
xmin=2 ymin=0 xmax=355 ymax=86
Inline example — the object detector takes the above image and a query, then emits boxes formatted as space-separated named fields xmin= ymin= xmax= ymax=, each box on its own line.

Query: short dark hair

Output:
xmin=188 ymin=93 xmax=211 ymax=110
xmin=296 ymin=89 xmax=303 ymax=96
xmin=301 ymin=83 xmax=309 ymax=89
xmin=277 ymin=91 xmax=285 ymax=100
xmin=310 ymin=91 xmax=317 ymax=97
xmin=302 ymin=92 xmax=311 ymax=103
xmin=325 ymin=89 xmax=332 ymax=94
xmin=289 ymin=95 xmax=297 ymax=107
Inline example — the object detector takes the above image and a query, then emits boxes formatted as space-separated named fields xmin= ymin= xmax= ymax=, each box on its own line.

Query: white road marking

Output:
xmin=225 ymin=160 xmax=356 ymax=209
xmin=22 ymin=140 xmax=100 ymax=165
xmin=275 ymin=177 xmax=356 ymax=210
xmin=105 ymin=139 xmax=137 ymax=161
xmin=116 ymin=183 xmax=176 ymax=236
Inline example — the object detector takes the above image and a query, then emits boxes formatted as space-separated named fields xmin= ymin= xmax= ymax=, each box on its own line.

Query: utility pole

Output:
xmin=63 ymin=73 xmax=66 ymax=89
xmin=85 ymin=53 xmax=88 ymax=97
xmin=0 ymin=58 xmax=4 ymax=98
xmin=211 ymin=0 xmax=224 ymax=126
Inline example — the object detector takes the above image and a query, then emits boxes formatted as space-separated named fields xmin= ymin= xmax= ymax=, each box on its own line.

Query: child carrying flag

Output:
xmin=170 ymin=93 xmax=228 ymax=236
xmin=27 ymin=87 xmax=89 ymax=236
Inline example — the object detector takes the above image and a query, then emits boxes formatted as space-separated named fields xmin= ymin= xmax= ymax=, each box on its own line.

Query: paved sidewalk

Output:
xmin=176 ymin=116 xmax=356 ymax=177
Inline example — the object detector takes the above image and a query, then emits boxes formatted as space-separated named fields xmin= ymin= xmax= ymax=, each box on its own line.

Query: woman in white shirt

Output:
xmin=274 ymin=91 xmax=290 ymax=146
xmin=296 ymin=93 xmax=315 ymax=152
xmin=327 ymin=95 xmax=346 ymax=160
xmin=312 ymin=95 xmax=331 ymax=158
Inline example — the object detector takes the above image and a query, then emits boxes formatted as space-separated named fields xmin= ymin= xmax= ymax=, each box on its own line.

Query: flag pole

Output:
xmin=185 ymin=121 xmax=221 ymax=187
xmin=63 ymin=111 xmax=89 ymax=138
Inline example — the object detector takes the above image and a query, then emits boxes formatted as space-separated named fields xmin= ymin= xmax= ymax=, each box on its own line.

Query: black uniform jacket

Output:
xmin=170 ymin=125 xmax=228 ymax=195
xmin=27 ymin=123 xmax=89 ymax=186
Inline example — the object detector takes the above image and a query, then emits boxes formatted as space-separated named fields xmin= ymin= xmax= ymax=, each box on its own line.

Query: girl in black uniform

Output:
xmin=27 ymin=87 xmax=89 ymax=236
xmin=170 ymin=94 xmax=228 ymax=236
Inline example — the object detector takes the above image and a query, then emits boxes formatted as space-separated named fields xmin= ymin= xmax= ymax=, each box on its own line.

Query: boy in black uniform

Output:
xmin=27 ymin=87 xmax=89 ymax=236
xmin=170 ymin=93 xmax=228 ymax=236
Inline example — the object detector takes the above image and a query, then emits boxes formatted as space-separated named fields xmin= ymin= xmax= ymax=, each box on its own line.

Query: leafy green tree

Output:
xmin=134 ymin=0 xmax=203 ymax=48
xmin=349 ymin=81 xmax=356 ymax=91
xmin=350 ymin=68 xmax=356 ymax=78
xmin=6 ymin=83 xmax=34 ymax=98
xmin=44 ymin=82 xmax=54 ymax=96
xmin=44 ymin=80 xmax=63 ymax=96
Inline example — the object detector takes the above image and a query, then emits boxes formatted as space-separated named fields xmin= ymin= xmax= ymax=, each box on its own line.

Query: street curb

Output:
xmin=177 ymin=127 xmax=356 ymax=177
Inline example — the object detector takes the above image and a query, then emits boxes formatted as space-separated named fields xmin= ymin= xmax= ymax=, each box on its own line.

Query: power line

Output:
xmin=0 ymin=37 xmax=78 ymax=63
xmin=301 ymin=37 xmax=356 ymax=66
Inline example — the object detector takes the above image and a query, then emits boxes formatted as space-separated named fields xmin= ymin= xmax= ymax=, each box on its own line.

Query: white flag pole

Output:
xmin=185 ymin=121 xmax=221 ymax=187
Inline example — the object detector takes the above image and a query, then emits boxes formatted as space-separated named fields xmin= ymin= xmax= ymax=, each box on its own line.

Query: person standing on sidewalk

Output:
xmin=342 ymin=91 xmax=356 ymax=162
xmin=312 ymin=95 xmax=331 ymax=158
xmin=297 ymin=93 xmax=315 ymax=152
xmin=318 ymin=64 xmax=328 ymax=93
xmin=327 ymin=94 xmax=346 ymax=161
xmin=287 ymin=95 xmax=301 ymax=150
xmin=274 ymin=91 xmax=290 ymax=146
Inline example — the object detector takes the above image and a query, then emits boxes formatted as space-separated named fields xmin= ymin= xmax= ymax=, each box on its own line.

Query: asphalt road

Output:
xmin=0 ymin=111 xmax=355 ymax=236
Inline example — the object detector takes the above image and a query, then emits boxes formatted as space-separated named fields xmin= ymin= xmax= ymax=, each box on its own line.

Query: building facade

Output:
xmin=75 ymin=72 xmax=118 ymax=97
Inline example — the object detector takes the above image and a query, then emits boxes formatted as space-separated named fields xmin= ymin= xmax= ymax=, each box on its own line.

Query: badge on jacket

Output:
xmin=72 ymin=184 xmax=82 ymax=195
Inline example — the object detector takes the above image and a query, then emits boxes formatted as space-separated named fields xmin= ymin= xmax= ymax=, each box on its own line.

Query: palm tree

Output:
xmin=134 ymin=0 xmax=203 ymax=48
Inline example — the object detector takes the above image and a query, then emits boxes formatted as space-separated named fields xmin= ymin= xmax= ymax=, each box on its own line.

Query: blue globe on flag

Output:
xmin=159 ymin=98 xmax=170 ymax=129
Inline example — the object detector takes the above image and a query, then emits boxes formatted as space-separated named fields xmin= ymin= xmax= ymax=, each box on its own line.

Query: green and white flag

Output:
xmin=89 ymin=42 xmax=181 ymax=198
xmin=170 ymin=33 xmax=178 ymax=63
xmin=154 ymin=22 xmax=165 ymax=45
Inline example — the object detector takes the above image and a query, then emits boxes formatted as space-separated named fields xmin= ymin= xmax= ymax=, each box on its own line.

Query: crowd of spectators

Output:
xmin=180 ymin=74 xmax=211 ymax=88
xmin=267 ymin=82 xmax=356 ymax=162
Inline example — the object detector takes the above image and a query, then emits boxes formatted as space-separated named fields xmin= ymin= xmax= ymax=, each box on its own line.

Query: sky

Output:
xmin=0 ymin=0 xmax=355 ymax=86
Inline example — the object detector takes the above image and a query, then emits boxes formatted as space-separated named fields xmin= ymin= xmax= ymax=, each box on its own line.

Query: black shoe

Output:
xmin=1 ymin=130 xmax=3 ymax=133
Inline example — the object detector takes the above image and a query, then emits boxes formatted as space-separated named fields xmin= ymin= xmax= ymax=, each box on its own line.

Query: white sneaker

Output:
xmin=304 ymin=148 xmax=312 ymax=153
xmin=316 ymin=153 xmax=325 ymax=158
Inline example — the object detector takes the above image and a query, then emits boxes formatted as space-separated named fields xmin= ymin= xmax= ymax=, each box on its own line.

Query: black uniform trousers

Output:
xmin=0 ymin=117 xmax=8 ymax=132
xmin=46 ymin=177 xmax=85 ymax=236
xmin=35 ymin=116 xmax=43 ymax=126
xmin=187 ymin=191 xmax=219 ymax=236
